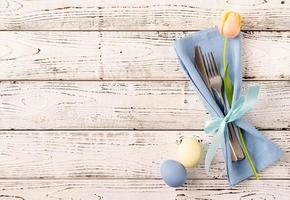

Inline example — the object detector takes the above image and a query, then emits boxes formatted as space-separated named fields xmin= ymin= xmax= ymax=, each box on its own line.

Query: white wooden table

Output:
xmin=0 ymin=0 xmax=289 ymax=199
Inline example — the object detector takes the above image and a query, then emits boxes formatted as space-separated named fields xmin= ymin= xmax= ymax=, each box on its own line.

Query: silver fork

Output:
xmin=203 ymin=52 xmax=245 ymax=162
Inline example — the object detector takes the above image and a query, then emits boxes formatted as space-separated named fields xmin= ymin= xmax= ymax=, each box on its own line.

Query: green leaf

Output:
xmin=224 ymin=65 xmax=234 ymax=106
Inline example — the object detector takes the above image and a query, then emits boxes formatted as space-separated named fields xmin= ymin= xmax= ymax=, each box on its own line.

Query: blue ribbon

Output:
xmin=204 ymin=86 xmax=260 ymax=173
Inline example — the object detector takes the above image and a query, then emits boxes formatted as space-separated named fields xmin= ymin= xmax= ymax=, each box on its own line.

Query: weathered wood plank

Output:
xmin=0 ymin=31 xmax=289 ymax=80
xmin=0 ymin=131 xmax=287 ymax=179
xmin=177 ymin=179 xmax=290 ymax=200
xmin=0 ymin=179 xmax=288 ymax=200
xmin=0 ymin=81 xmax=289 ymax=130
xmin=0 ymin=0 xmax=289 ymax=30
xmin=0 ymin=179 xmax=175 ymax=200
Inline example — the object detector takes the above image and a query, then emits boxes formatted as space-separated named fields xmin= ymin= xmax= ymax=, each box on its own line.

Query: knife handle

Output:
xmin=218 ymin=92 xmax=245 ymax=162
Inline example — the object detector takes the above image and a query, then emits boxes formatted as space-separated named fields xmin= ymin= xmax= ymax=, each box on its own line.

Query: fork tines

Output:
xmin=203 ymin=52 xmax=219 ymax=78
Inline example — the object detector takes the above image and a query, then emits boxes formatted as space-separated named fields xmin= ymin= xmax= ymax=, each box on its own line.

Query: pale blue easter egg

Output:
xmin=160 ymin=160 xmax=187 ymax=187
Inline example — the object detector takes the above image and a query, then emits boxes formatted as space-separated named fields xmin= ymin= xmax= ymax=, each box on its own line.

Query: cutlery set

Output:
xmin=194 ymin=46 xmax=245 ymax=162
xmin=175 ymin=27 xmax=282 ymax=186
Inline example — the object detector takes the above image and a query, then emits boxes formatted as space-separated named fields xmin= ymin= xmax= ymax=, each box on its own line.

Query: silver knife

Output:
xmin=194 ymin=46 xmax=211 ymax=90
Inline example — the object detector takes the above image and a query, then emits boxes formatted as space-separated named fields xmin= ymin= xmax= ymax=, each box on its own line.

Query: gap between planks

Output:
xmin=0 ymin=128 xmax=289 ymax=131
xmin=1 ymin=29 xmax=290 ymax=32
xmin=0 ymin=79 xmax=289 ymax=82
xmin=0 ymin=177 xmax=288 ymax=181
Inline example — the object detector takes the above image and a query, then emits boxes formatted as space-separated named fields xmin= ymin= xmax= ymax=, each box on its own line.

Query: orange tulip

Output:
xmin=218 ymin=11 xmax=242 ymax=38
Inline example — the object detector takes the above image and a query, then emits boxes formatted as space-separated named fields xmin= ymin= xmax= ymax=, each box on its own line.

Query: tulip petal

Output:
xmin=218 ymin=11 xmax=242 ymax=38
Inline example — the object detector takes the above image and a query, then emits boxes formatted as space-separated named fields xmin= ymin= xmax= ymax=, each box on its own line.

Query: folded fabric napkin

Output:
xmin=174 ymin=27 xmax=283 ymax=186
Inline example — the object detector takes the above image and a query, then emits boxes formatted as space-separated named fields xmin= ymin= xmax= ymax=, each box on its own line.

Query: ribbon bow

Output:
xmin=204 ymin=86 xmax=260 ymax=172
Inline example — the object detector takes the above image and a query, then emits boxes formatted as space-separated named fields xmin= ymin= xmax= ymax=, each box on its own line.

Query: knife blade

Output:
xmin=194 ymin=46 xmax=211 ymax=90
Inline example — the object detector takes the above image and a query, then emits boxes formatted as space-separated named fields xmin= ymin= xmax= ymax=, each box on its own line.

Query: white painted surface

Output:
xmin=0 ymin=0 xmax=288 ymax=199
xmin=0 ymin=131 xmax=287 ymax=179
xmin=0 ymin=0 xmax=289 ymax=30
xmin=0 ymin=31 xmax=289 ymax=80
xmin=0 ymin=81 xmax=289 ymax=129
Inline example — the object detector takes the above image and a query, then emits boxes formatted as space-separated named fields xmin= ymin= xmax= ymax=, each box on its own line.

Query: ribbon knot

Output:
xmin=204 ymin=86 xmax=260 ymax=173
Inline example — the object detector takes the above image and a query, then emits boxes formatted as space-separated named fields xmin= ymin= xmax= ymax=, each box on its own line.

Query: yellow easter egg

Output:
xmin=177 ymin=137 xmax=202 ymax=168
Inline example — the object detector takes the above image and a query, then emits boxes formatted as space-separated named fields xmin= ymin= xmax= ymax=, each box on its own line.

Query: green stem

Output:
xmin=238 ymin=128 xmax=259 ymax=180
xmin=223 ymin=37 xmax=228 ymax=73
xmin=223 ymin=37 xmax=259 ymax=180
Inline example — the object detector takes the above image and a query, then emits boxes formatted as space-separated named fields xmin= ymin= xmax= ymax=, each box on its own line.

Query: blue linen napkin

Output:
xmin=174 ymin=27 xmax=283 ymax=186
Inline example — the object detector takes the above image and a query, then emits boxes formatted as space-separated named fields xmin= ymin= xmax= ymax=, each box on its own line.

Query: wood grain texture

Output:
xmin=0 ymin=179 xmax=288 ymax=200
xmin=0 ymin=130 xmax=287 ymax=179
xmin=0 ymin=0 xmax=289 ymax=30
xmin=0 ymin=81 xmax=289 ymax=130
xmin=0 ymin=0 xmax=289 ymax=198
xmin=0 ymin=179 xmax=175 ymax=200
xmin=0 ymin=31 xmax=290 ymax=80
xmin=177 ymin=179 xmax=290 ymax=200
